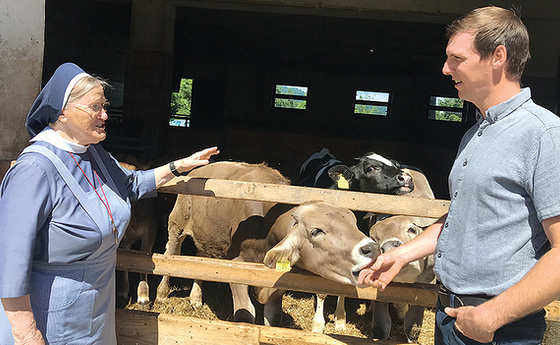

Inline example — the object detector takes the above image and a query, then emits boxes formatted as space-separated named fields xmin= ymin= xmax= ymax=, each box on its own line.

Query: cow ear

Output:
xmin=263 ymin=216 xmax=302 ymax=269
xmin=410 ymin=216 xmax=437 ymax=228
xmin=327 ymin=164 xmax=354 ymax=185
xmin=364 ymin=212 xmax=383 ymax=228
xmin=263 ymin=234 xmax=301 ymax=269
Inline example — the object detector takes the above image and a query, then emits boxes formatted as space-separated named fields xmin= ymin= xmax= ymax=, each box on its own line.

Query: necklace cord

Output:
xmin=69 ymin=151 xmax=118 ymax=244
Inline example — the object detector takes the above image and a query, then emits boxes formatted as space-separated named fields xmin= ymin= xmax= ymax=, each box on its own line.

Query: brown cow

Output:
xmin=115 ymin=159 xmax=178 ymax=308
xmin=116 ymin=196 xmax=159 ymax=307
xmin=367 ymin=167 xmax=436 ymax=342
xmin=115 ymin=161 xmax=162 ymax=308
xmin=231 ymin=201 xmax=379 ymax=325
xmin=156 ymin=161 xmax=292 ymax=306
xmin=155 ymin=161 xmax=380 ymax=327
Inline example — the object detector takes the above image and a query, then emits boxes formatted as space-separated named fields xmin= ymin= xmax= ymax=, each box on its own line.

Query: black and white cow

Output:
xmin=300 ymin=150 xmax=439 ymax=339
xmin=300 ymin=148 xmax=415 ymax=238
xmin=299 ymin=148 xmax=414 ymax=196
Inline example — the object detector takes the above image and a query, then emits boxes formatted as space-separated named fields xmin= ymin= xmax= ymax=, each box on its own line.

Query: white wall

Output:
xmin=0 ymin=0 xmax=45 ymax=160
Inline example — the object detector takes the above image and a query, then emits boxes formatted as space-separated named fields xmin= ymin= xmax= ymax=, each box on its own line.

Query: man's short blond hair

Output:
xmin=446 ymin=6 xmax=530 ymax=81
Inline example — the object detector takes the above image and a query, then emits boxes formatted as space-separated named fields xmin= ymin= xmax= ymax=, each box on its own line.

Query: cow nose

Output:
xmin=396 ymin=172 xmax=412 ymax=185
xmin=381 ymin=240 xmax=403 ymax=253
xmin=359 ymin=240 xmax=381 ymax=259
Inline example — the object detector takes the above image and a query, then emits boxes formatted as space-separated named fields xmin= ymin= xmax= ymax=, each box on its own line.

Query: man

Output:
xmin=359 ymin=6 xmax=560 ymax=345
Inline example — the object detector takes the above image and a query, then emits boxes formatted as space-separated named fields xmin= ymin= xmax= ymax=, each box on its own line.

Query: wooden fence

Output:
xmin=115 ymin=176 xmax=560 ymax=345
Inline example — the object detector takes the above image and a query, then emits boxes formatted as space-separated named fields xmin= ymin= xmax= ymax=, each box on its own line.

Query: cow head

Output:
xmin=369 ymin=215 xmax=435 ymax=284
xmin=263 ymin=201 xmax=380 ymax=286
xmin=327 ymin=152 xmax=414 ymax=195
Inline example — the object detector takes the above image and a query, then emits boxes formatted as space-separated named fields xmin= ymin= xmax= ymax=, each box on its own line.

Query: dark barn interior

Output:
xmin=43 ymin=0 xmax=560 ymax=199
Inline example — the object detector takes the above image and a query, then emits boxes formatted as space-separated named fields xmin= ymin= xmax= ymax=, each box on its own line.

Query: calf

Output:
xmin=156 ymin=161 xmax=292 ymax=306
xmin=315 ymin=167 xmax=437 ymax=336
xmin=299 ymin=149 xmax=415 ymax=332
xmin=400 ymin=167 xmax=435 ymax=200
xmin=368 ymin=216 xmax=435 ymax=341
xmin=154 ymin=161 xmax=380 ymax=328
xmin=231 ymin=201 xmax=380 ymax=326
xmin=367 ymin=167 xmax=437 ymax=342
xmin=300 ymin=148 xmax=414 ymax=195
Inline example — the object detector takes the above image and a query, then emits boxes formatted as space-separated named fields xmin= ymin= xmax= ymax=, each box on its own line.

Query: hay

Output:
xmin=545 ymin=321 xmax=560 ymax=345
xmin=125 ymin=280 xmax=558 ymax=345
xmin=125 ymin=280 xmax=434 ymax=342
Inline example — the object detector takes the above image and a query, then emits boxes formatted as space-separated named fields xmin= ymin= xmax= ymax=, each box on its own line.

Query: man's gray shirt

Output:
xmin=434 ymin=88 xmax=560 ymax=296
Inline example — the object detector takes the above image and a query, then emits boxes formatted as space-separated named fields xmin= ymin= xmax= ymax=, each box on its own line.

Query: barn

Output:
xmin=1 ymin=0 xmax=560 ymax=344
xmin=2 ymin=0 xmax=560 ymax=198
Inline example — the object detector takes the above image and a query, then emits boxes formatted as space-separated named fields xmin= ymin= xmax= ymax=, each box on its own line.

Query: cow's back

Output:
xmin=168 ymin=161 xmax=290 ymax=259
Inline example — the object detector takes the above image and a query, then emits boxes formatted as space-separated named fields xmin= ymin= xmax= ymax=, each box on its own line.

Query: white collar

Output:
xmin=30 ymin=127 xmax=89 ymax=154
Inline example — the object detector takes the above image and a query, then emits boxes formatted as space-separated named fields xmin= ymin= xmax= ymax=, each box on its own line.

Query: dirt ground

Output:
xmin=124 ymin=276 xmax=559 ymax=345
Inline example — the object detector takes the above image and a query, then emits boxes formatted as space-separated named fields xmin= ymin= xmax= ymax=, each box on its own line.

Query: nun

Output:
xmin=0 ymin=62 xmax=218 ymax=344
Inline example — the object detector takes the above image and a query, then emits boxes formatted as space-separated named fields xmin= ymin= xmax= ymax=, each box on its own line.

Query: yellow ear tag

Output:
xmin=337 ymin=175 xmax=350 ymax=189
xmin=276 ymin=259 xmax=291 ymax=272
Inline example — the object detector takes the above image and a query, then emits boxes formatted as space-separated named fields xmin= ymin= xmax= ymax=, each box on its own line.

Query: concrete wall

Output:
xmin=123 ymin=0 xmax=176 ymax=157
xmin=0 ymin=0 xmax=44 ymax=161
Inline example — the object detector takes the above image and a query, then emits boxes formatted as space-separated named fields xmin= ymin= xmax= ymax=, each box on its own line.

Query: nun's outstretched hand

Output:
xmin=154 ymin=146 xmax=220 ymax=188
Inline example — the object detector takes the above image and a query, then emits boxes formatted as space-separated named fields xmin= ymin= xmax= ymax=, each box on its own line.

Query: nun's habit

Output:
xmin=0 ymin=63 xmax=156 ymax=344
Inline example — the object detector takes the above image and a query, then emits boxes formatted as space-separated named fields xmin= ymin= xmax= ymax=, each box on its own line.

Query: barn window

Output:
xmin=170 ymin=78 xmax=193 ymax=127
xmin=274 ymin=84 xmax=308 ymax=110
xmin=429 ymin=96 xmax=464 ymax=122
xmin=354 ymin=90 xmax=390 ymax=116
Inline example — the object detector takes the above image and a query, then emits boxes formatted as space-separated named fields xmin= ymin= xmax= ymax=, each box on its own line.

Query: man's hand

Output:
xmin=357 ymin=252 xmax=404 ymax=290
xmin=445 ymin=306 xmax=496 ymax=343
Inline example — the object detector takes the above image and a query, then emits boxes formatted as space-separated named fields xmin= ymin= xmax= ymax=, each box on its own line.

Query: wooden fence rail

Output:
xmin=116 ymin=250 xmax=560 ymax=321
xmin=159 ymin=177 xmax=450 ymax=219
xmin=145 ymin=177 xmax=560 ymax=319
xmin=117 ymin=249 xmax=437 ymax=307
xmin=116 ymin=309 xmax=406 ymax=345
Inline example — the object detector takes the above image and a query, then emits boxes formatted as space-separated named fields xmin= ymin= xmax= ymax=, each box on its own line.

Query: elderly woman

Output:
xmin=0 ymin=62 xmax=219 ymax=344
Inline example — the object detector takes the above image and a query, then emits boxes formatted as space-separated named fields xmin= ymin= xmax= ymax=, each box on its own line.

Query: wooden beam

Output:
xmin=117 ymin=250 xmax=438 ymax=307
xmin=117 ymin=250 xmax=560 ymax=321
xmin=115 ymin=309 xmax=409 ymax=345
xmin=159 ymin=177 xmax=450 ymax=219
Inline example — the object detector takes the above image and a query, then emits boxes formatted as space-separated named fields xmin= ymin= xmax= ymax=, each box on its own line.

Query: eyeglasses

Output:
xmin=71 ymin=101 xmax=110 ymax=113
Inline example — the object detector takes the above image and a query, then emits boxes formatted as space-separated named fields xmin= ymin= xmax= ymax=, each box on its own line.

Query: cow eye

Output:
xmin=310 ymin=228 xmax=325 ymax=237
xmin=365 ymin=166 xmax=380 ymax=173
xmin=407 ymin=227 xmax=417 ymax=235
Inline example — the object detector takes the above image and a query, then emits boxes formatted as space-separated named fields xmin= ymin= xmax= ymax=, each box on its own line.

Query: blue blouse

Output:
xmin=0 ymin=141 xmax=156 ymax=296
xmin=434 ymin=88 xmax=560 ymax=296
xmin=0 ymin=136 xmax=156 ymax=344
